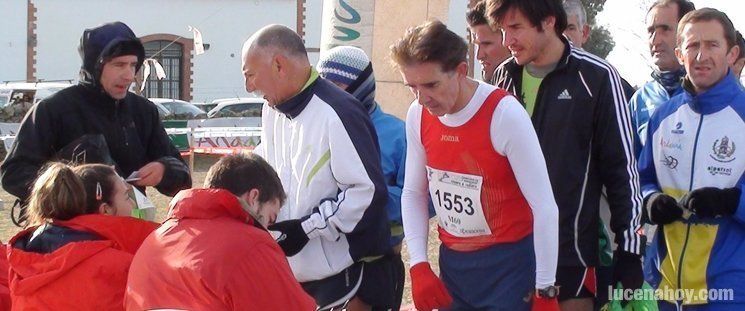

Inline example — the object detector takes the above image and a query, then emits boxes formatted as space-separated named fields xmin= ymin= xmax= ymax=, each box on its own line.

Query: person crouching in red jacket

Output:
xmin=125 ymin=153 xmax=315 ymax=311
xmin=7 ymin=163 xmax=158 ymax=310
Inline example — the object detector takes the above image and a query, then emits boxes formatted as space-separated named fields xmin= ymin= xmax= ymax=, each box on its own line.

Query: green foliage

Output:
xmin=581 ymin=0 xmax=605 ymax=25
xmin=586 ymin=26 xmax=615 ymax=58
xmin=580 ymin=0 xmax=616 ymax=58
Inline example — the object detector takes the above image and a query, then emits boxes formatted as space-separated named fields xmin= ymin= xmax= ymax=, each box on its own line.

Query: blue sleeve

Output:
xmin=386 ymin=147 xmax=405 ymax=246
xmin=628 ymin=91 xmax=644 ymax=157
xmin=638 ymin=105 xmax=662 ymax=199
xmin=732 ymin=100 xmax=745 ymax=223
xmin=387 ymin=129 xmax=436 ymax=222
xmin=374 ymin=114 xmax=406 ymax=246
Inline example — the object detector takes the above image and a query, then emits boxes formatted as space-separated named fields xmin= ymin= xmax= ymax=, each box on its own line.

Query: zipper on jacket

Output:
xmin=688 ymin=114 xmax=704 ymax=199
xmin=675 ymin=113 xmax=704 ymax=305
xmin=114 ymin=99 xmax=129 ymax=147
xmin=122 ymin=126 xmax=129 ymax=146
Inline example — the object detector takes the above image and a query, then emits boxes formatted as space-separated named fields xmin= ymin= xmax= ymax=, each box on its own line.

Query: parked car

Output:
xmin=0 ymin=81 xmax=73 ymax=122
xmin=191 ymin=102 xmax=217 ymax=113
xmin=149 ymin=98 xmax=207 ymax=120
xmin=210 ymin=97 xmax=252 ymax=105
xmin=207 ymin=98 xmax=265 ymax=118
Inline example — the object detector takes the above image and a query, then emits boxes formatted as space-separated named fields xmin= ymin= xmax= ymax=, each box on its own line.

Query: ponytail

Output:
xmin=26 ymin=162 xmax=88 ymax=226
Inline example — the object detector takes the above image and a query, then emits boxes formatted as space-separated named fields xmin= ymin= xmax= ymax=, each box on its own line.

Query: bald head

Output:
xmin=242 ymin=24 xmax=308 ymax=61
xmin=241 ymin=24 xmax=312 ymax=107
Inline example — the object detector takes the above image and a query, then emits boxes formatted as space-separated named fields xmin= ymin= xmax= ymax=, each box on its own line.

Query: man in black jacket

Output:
xmin=486 ymin=1 xmax=643 ymax=310
xmin=1 ymin=22 xmax=191 ymax=225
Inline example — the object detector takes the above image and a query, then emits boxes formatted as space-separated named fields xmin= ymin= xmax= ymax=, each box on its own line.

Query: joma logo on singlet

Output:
xmin=441 ymin=135 xmax=460 ymax=142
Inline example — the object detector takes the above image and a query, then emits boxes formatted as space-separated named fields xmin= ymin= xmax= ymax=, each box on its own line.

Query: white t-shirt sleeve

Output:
xmin=491 ymin=96 xmax=559 ymax=289
xmin=401 ymin=102 xmax=432 ymax=266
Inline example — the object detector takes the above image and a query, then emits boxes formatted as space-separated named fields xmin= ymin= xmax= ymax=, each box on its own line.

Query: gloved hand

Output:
xmin=680 ymin=187 xmax=741 ymax=219
xmin=410 ymin=262 xmax=452 ymax=311
xmin=531 ymin=294 xmax=559 ymax=311
xmin=268 ymin=219 xmax=309 ymax=256
xmin=612 ymin=250 xmax=643 ymax=292
xmin=644 ymin=193 xmax=683 ymax=225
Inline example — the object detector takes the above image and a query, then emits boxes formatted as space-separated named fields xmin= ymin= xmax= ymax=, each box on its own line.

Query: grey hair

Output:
xmin=563 ymin=0 xmax=587 ymax=28
xmin=243 ymin=24 xmax=308 ymax=60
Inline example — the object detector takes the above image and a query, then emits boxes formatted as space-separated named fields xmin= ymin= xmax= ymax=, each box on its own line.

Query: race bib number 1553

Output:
xmin=427 ymin=166 xmax=491 ymax=237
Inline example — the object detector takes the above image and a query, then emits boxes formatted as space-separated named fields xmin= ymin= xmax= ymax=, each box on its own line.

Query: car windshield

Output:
xmin=166 ymin=103 xmax=205 ymax=115
xmin=158 ymin=101 xmax=207 ymax=120
xmin=155 ymin=104 xmax=171 ymax=117
xmin=0 ymin=90 xmax=36 ymax=122
xmin=195 ymin=103 xmax=217 ymax=112
xmin=8 ymin=90 xmax=35 ymax=106
xmin=211 ymin=102 xmax=263 ymax=118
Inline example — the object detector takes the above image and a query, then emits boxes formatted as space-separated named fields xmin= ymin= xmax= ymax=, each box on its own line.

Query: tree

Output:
xmin=581 ymin=0 xmax=614 ymax=58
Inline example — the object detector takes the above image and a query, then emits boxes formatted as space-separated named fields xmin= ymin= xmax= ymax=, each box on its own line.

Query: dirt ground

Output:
xmin=0 ymin=154 xmax=441 ymax=306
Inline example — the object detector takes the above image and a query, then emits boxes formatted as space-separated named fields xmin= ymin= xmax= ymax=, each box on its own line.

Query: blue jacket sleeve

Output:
xmin=628 ymin=90 xmax=644 ymax=157
xmin=638 ymin=109 xmax=661 ymax=200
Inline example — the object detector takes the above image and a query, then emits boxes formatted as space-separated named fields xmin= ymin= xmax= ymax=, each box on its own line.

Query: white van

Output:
xmin=0 ymin=81 xmax=73 ymax=122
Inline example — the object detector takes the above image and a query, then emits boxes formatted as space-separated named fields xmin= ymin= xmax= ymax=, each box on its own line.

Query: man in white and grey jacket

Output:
xmin=241 ymin=24 xmax=392 ymax=311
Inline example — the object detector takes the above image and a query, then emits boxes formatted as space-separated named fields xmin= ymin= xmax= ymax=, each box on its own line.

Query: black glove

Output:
xmin=612 ymin=250 xmax=643 ymax=291
xmin=268 ymin=219 xmax=309 ymax=257
xmin=644 ymin=193 xmax=683 ymax=225
xmin=680 ymin=187 xmax=741 ymax=219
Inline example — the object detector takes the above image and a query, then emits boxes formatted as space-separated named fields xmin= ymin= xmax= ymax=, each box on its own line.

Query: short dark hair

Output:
xmin=389 ymin=20 xmax=468 ymax=72
xmin=486 ymin=0 xmax=568 ymax=36
xmin=204 ymin=153 xmax=286 ymax=205
xmin=72 ymin=164 xmax=119 ymax=214
xmin=677 ymin=8 xmax=737 ymax=50
xmin=647 ymin=0 xmax=696 ymax=21
xmin=253 ymin=24 xmax=308 ymax=59
xmin=467 ymin=1 xmax=489 ymax=27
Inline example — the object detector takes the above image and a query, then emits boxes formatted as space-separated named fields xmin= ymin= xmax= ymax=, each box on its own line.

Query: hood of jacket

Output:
xmin=78 ymin=21 xmax=145 ymax=89
xmin=7 ymin=214 xmax=157 ymax=295
xmin=167 ymin=188 xmax=259 ymax=226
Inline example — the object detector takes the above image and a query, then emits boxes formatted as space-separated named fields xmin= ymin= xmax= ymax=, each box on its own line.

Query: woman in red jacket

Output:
xmin=7 ymin=163 xmax=157 ymax=310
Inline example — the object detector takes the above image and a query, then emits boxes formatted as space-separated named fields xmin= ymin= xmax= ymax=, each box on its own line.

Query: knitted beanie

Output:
xmin=317 ymin=46 xmax=377 ymax=113
xmin=317 ymin=46 xmax=370 ymax=86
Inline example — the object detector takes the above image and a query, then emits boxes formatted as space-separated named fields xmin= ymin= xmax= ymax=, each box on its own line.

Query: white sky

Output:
xmin=597 ymin=0 xmax=744 ymax=86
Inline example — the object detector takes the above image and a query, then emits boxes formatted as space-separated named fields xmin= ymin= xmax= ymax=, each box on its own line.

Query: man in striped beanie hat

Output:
xmin=317 ymin=46 xmax=377 ymax=113
xmin=317 ymin=46 xmax=407 ymax=310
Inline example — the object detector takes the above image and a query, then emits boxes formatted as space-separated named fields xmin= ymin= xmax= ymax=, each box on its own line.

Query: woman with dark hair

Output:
xmin=74 ymin=164 xmax=137 ymax=217
xmin=7 ymin=162 xmax=157 ymax=310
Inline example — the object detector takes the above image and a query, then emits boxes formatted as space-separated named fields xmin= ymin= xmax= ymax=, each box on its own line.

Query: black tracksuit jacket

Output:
xmin=1 ymin=84 xmax=192 ymax=201
xmin=492 ymin=38 xmax=644 ymax=267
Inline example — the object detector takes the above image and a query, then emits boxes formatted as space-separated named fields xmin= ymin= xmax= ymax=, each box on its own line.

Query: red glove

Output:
xmin=532 ymin=294 xmax=559 ymax=311
xmin=410 ymin=262 xmax=452 ymax=311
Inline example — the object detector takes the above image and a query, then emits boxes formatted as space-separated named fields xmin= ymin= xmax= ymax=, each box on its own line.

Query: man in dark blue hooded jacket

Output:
xmin=1 ymin=22 xmax=191 ymax=225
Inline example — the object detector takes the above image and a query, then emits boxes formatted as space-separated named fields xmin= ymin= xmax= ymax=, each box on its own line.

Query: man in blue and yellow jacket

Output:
xmin=639 ymin=8 xmax=745 ymax=310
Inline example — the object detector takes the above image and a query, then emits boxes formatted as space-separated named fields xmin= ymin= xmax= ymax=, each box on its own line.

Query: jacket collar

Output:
xmin=167 ymin=188 xmax=257 ymax=226
xmin=9 ymin=214 xmax=156 ymax=255
xmin=682 ymin=70 xmax=741 ymax=114
xmin=53 ymin=214 xmax=157 ymax=254
xmin=651 ymin=67 xmax=686 ymax=96
xmin=273 ymin=68 xmax=320 ymax=119
xmin=78 ymin=83 xmax=122 ymax=113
